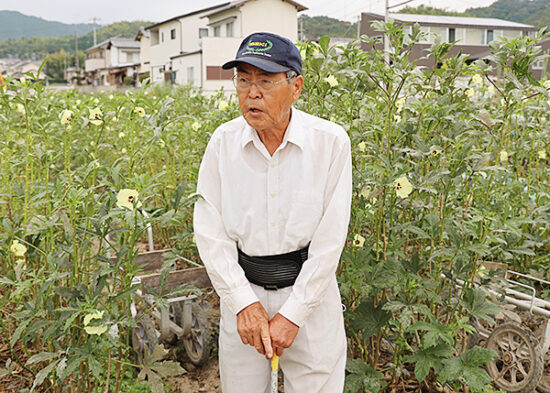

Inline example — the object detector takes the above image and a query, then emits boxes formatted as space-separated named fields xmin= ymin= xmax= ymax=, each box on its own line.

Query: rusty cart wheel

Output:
xmin=174 ymin=302 xmax=211 ymax=366
xmin=131 ymin=315 xmax=158 ymax=364
xmin=486 ymin=322 xmax=544 ymax=393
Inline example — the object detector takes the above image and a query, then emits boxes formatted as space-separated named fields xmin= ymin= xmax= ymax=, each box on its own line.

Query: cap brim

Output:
xmin=222 ymin=56 xmax=291 ymax=73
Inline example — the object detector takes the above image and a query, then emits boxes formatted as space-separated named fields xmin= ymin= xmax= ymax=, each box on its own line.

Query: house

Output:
xmin=137 ymin=0 xmax=307 ymax=92
xmin=360 ymin=12 xmax=538 ymax=68
xmin=1 ymin=59 xmax=46 ymax=80
xmin=85 ymin=35 xmax=141 ymax=86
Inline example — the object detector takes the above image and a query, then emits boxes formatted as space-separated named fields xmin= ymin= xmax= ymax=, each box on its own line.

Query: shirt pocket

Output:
xmin=284 ymin=191 xmax=324 ymax=243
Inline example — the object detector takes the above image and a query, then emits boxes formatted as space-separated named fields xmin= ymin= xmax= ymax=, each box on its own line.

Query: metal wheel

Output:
xmin=131 ymin=315 xmax=159 ymax=364
xmin=535 ymin=326 xmax=550 ymax=393
xmin=486 ymin=322 xmax=544 ymax=393
xmin=174 ymin=302 xmax=211 ymax=366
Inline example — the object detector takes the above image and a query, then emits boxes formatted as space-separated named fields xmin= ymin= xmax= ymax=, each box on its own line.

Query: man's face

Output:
xmin=236 ymin=63 xmax=303 ymax=133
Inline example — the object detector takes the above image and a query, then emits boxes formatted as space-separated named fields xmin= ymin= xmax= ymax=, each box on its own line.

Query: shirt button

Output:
xmin=270 ymin=193 xmax=275 ymax=198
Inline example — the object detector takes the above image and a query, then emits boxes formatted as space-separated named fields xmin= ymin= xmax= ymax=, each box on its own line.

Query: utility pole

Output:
xmin=92 ymin=17 xmax=100 ymax=46
xmin=74 ymin=30 xmax=79 ymax=70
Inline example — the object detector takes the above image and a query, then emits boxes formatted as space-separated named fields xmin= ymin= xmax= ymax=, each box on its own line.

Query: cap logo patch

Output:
xmin=246 ymin=40 xmax=273 ymax=52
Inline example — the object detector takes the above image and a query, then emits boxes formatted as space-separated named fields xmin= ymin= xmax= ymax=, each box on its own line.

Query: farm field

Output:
xmin=1 ymin=26 xmax=550 ymax=393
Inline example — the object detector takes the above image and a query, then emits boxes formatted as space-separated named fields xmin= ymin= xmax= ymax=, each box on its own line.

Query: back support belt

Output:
xmin=237 ymin=245 xmax=309 ymax=290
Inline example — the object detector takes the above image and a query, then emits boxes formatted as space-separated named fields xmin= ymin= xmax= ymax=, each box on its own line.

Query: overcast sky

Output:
xmin=0 ymin=0 xmax=498 ymax=25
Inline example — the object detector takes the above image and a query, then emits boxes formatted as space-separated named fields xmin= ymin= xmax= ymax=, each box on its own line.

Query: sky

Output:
xmin=0 ymin=0 xmax=499 ymax=25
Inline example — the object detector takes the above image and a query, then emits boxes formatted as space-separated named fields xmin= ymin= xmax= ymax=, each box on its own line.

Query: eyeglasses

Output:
xmin=232 ymin=75 xmax=294 ymax=92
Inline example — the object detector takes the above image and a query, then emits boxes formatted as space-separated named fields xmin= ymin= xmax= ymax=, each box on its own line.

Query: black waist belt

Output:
xmin=237 ymin=245 xmax=309 ymax=290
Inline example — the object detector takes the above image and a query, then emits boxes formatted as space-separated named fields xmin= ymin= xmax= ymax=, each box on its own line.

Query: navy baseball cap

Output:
xmin=222 ymin=32 xmax=302 ymax=75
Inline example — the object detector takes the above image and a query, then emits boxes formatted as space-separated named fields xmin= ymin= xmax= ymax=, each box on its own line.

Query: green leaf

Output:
xmin=462 ymin=366 xmax=493 ymax=391
xmin=319 ymin=36 xmax=330 ymax=54
xmin=414 ymin=356 xmax=431 ymax=382
xmin=460 ymin=288 xmax=500 ymax=322
xmin=152 ymin=360 xmax=186 ymax=377
xmin=31 ymin=360 xmax=58 ymax=392
xmin=348 ymin=297 xmax=391 ymax=338
xmin=439 ymin=357 xmax=462 ymax=382
xmin=462 ymin=346 xmax=498 ymax=367
xmin=26 ymin=352 xmax=59 ymax=365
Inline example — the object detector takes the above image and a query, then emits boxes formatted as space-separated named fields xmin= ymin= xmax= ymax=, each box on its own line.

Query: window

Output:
xmin=187 ymin=66 xmax=194 ymax=84
xmin=206 ymin=66 xmax=234 ymax=80
xmin=151 ymin=29 xmax=159 ymax=45
xmin=199 ymin=28 xmax=209 ymax=38
xmin=214 ymin=25 xmax=221 ymax=37
xmin=532 ymin=59 xmax=544 ymax=70
xmin=486 ymin=29 xmax=494 ymax=44
xmin=226 ymin=22 xmax=234 ymax=37
xmin=171 ymin=29 xmax=176 ymax=40
xmin=448 ymin=28 xmax=456 ymax=43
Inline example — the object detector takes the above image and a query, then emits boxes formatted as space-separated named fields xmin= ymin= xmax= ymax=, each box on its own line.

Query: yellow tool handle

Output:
xmin=271 ymin=353 xmax=279 ymax=371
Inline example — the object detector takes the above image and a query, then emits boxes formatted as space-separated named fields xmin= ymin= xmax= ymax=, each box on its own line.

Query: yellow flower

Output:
xmin=93 ymin=97 xmax=100 ymax=104
xmin=430 ymin=146 xmax=442 ymax=156
xmin=300 ymin=48 xmax=306 ymax=60
xmin=89 ymin=107 xmax=103 ymax=126
xmin=76 ymin=99 xmax=81 ymax=105
xmin=329 ymin=116 xmax=336 ymax=122
xmin=324 ymin=75 xmax=338 ymax=87
xmin=395 ymin=98 xmax=406 ymax=112
xmin=60 ymin=109 xmax=73 ymax=125
xmin=360 ymin=187 xmax=370 ymax=198
xmin=16 ymin=103 xmax=25 ymax=114
xmin=538 ymin=150 xmax=547 ymax=160
xmin=499 ymin=150 xmax=508 ymax=163
xmin=121 ymin=148 xmax=127 ymax=154
xmin=85 ymin=325 xmax=108 ymax=335
xmin=192 ymin=121 xmax=201 ymax=131
xmin=394 ymin=176 xmax=413 ymax=199
xmin=83 ymin=310 xmax=108 ymax=335
xmin=465 ymin=89 xmax=474 ymax=98
xmin=89 ymin=141 xmax=95 ymax=147
xmin=118 ymin=132 xmax=125 ymax=138
xmin=108 ymin=94 xmax=114 ymax=100
xmin=472 ymin=74 xmax=483 ymax=84
xmin=159 ymin=140 xmax=165 ymax=148
xmin=83 ymin=310 xmax=104 ymax=325
xmin=358 ymin=141 xmax=366 ymax=153
xmin=10 ymin=240 xmax=27 ymax=257
xmin=353 ymin=234 xmax=365 ymax=248
xmin=134 ymin=107 xmax=145 ymax=117
xmin=116 ymin=189 xmax=142 ymax=209
xmin=218 ymin=100 xmax=229 ymax=111
xmin=394 ymin=114 xmax=401 ymax=123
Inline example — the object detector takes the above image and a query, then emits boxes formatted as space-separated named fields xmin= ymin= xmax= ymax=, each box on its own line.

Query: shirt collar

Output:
xmin=240 ymin=107 xmax=305 ymax=151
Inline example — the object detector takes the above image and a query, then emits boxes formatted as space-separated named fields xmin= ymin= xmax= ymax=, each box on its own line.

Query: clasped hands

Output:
xmin=237 ymin=301 xmax=299 ymax=359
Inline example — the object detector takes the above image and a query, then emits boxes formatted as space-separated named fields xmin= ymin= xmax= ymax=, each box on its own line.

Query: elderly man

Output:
xmin=194 ymin=32 xmax=351 ymax=393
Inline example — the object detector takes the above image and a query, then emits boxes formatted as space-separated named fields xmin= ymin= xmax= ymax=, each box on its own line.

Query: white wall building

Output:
xmin=85 ymin=35 xmax=140 ymax=86
xmin=138 ymin=0 xmax=306 ymax=93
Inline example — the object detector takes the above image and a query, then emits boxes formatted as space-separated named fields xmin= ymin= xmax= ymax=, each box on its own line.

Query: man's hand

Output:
xmin=237 ymin=302 xmax=273 ymax=358
xmin=269 ymin=313 xmax=299 ymax=357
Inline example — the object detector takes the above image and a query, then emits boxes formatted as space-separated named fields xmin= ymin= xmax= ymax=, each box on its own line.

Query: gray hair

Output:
xmin=286 ymin=70 xmax=298 ymax=81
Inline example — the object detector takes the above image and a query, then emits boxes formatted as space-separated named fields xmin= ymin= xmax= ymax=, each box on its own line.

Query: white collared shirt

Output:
xmin=193 ymin=107 xmax=352 ymax=327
